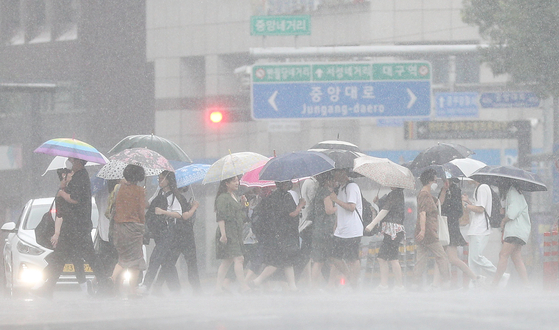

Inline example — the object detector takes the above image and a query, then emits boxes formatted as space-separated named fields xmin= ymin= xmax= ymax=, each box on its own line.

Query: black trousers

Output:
xmin=143 ymin=227 xmax=179 ymax=291
xmin=43 ymin=231 xmax=106 ymax=293
xmin=156 ymin=227 xmax=201 ymax=292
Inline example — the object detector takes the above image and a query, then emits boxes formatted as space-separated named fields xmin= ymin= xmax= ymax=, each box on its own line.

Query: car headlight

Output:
xmin=17 ymin=240 xmax=44 ymax=256
xmin=19 ymin=264 xmax=43 ymax=284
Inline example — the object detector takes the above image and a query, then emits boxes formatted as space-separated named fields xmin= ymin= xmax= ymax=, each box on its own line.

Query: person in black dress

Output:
xmin=252 ymin=181 xmax=306 ymax=292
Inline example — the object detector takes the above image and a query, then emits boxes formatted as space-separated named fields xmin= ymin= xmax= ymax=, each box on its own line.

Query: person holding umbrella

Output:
xmin=35 ymin=157 xmax=108 ymax=298
xmin=491 ymin=179 xmax=531 ymax=288
xmin=251 ymin=180 xmax=306 ymax=292
xmin=214 ymin=176 xmax=252 ymax=294
xmin=412 ymin=168 xmax=450 ymax=290
xmin=329 ymin=168 xmax=363 ymax=291
xmin=110 ymin=164 xmax=147 ymax=297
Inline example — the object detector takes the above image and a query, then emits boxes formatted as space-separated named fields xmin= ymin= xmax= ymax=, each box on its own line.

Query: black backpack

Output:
xmin=358 ymin=194 xmax=375 ymax=235
xmin=475 ymin=184 xmax=504 ymax=229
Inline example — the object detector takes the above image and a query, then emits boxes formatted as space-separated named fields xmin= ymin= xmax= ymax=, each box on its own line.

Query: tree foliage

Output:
xmin=462 ymin=0 xmax=559 ymax=97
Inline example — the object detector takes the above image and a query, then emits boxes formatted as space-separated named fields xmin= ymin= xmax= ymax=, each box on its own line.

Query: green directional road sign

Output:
xmin=250 ymin=15 xmax=311 ymax=36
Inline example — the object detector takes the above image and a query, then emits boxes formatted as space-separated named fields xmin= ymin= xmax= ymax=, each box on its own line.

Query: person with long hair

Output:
xmin=141 ymin=170 xmax=184 ymax=294
xmin=110 ymin=164 xmax=146 ymax=297
xmin=309 ymin=172 xmax=337 ymax=290
xmin=214 ymin=176 xmax=251 ymax=294
xmin=492 ymin=179 xmax=531 ymax=288
xmin=365 ymin=187 xmax=405 ymax=292
xmin=435 ymin=178 xmax=481 ymax=288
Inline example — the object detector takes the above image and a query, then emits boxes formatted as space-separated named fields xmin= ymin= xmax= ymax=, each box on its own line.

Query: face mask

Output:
xmin=430 ymin=183 xmax=438 ymax=192
xmin=65 ymin=159 xmax=72 ymax=169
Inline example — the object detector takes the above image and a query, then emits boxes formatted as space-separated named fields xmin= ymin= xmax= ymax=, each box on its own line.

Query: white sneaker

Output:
xmin=373 ymin=284 xmax=390 ymax=293
xmin=79 ymin=282 xmax=88 ymax=295
xmin=393 ymin=286 xmax=406 ymax=293
xmin=498 ymin=273 xmax=510 ymax=288
xmin=473 ymin=275 xmax=487 ymax=289
xmin=138 ymin=284 xmax=149 ymax=295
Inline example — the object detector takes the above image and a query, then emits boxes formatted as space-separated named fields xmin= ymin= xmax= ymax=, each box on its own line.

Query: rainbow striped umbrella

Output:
xmin=34 ymin=138 xmax=107 ymax=165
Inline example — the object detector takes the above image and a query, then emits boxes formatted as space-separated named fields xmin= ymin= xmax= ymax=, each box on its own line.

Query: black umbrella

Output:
xmin=109 ymin=134 xmax=192 ymax=163
xmin=469 ymin=165 xmax=547 ymax=192
xmin=308 ymin=140 xmax=362 ymax=153
xmin=409 ymin=143 xmax=474 ymax=170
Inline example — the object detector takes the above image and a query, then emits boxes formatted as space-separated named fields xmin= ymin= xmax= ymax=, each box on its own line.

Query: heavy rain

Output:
xmin=1 ymin=1 xmax=559 ymax=329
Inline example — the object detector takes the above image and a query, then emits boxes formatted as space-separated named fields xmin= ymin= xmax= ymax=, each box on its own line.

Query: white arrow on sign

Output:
xmin=315 ymin=68 xmax=323 ymax=78
xmin=407 ymin=88 xmax=417 ymax=109
xmin=268 ymin=91 xmax=279 ymax=111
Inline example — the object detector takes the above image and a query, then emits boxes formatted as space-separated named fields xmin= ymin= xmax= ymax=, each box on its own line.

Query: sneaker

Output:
xmin=137 ymin=284 xmax=149 ymax=295
xmin=393 ymin=286 xmax=406 ymax=293
xmin=473 ymin=275 xmax=487 ymax=289
xmin=498 ymin=273 xmax=510 ymax=288
xmin=79 ymin=282 xmax=88 ymax=295
xmin=373 ymin=284 xmax=390 ymax=293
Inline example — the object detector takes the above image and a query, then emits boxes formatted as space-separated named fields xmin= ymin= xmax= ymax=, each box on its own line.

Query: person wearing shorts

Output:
xmin=365 ymin=187 xmax=405 ymax=292
xmin=329 ymin=169 xmax=363 ymax=290
xmin=492 ymin=179 xmax=531 ymax=288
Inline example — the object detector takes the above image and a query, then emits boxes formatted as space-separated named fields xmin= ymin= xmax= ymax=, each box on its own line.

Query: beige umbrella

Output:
xmin=353 ymin=155 xmax=416 ymax=190
xmin=202 ymin=151 xmax=269 ymax=184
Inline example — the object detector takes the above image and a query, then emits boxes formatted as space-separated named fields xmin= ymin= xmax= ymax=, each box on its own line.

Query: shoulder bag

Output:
xmin=437 ymin=199 xmax=450 ymax=246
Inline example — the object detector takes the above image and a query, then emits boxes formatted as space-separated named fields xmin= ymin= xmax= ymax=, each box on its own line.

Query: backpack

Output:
xmin=358 ymin=194 xmax=376 ymax=236
xmin=475 ymin=184 xmax=503 ymax=229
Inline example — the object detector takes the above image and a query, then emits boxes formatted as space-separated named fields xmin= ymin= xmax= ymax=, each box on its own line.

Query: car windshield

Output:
xmin=23 ymin=200 xmax=99 ymax=230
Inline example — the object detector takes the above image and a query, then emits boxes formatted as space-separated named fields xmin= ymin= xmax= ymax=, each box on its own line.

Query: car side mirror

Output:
xmin=1 ymin=222 xmax=16 ymax=232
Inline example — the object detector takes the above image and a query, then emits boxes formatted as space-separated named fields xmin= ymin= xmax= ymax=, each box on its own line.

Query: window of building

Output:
xmin=53 ymin=0 xmax=77 ymax=41
xmin=180 ymin=56 xmax=206 ymax=98
xmin=25 ymin=0 xmax=50 ymax=43
xmin=1 ymin=0 xmax=24 ymax=45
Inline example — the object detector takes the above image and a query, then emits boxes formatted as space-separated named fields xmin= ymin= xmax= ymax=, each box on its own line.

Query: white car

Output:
xmin=1 ymin=197 xmax=98 ymax=296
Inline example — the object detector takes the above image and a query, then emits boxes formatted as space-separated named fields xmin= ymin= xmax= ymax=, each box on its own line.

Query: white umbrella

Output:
xmin=203 ymin=152 xmax=269 ymax=184
xmin=42 ymin=155 xmax=109 ymax=176
xmin=353 ymin=156 xmax=416 ymax=190
xmin=449 ymin=158 xmax=486 ymax=178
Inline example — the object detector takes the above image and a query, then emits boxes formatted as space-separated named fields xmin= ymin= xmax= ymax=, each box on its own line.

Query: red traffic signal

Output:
xmin=209 ymin=111 xmax=223 ymax=123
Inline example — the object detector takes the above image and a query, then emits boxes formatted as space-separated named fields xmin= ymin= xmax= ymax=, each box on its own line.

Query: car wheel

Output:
xmin=4 ymin=258 xmax=14 ymax=298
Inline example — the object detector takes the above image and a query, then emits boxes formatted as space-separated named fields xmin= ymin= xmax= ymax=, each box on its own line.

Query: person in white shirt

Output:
xmin=462 ymin=180 xmax=497 ymax=277
xmin=329 ymin=169 xmax=363 ymax=290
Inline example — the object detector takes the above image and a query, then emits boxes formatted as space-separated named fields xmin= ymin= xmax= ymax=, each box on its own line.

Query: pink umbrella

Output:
xmin=240 ymin=158 xmax=274 ymax=188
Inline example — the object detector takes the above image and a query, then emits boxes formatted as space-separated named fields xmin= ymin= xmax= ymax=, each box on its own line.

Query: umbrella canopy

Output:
xmin=469 ymin=165 xmax=547 ymax=192
xmin=203 ymin=152 xmax=269 ymax=184
xmin=410 ymin=164 xmax=463 ymax=180
xmin=259 ymin=151 xmax=335 ymax=182
xmin=42 ymin=155 xmax=109 ymax=176
xmin=97 ymin=148 xmax=174 ymax=180
xmin=409 ymin=143 xmax=474 ymax=170
xmin=34 ymin=138 xmax=106 ymax=164
xmin=109 ymin=134 xmax=192 ymax=163
xmin=318 ymin=149 xmax=364 ymax=169
xmin=308 ymin=140 xmax=362 ymax=153
xmin=240 ymin=158 xmax=275 ymax=188
xmin=353 ymin=156 xmax=416 ymax=190
xmin=447 ymin=158 xmax=486 ymax=178
xmin=175 ymin=164 xmax=211 ymax=188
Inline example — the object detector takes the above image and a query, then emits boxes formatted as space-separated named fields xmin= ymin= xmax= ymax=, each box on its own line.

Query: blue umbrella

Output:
xmin=175 ymin=164 xmax=211 ymax=188
xmin=259 ymin=151 xmax=335 ymax=182
xmin=469 ymin=165 xmax=547 ymax=192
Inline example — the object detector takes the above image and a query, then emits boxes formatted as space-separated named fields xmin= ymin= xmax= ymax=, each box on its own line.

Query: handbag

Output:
xmin=105 ymin=184 xmax=121 ymax=242
xmin=437 ymin=199 xmax=450 ymax=246
xmin=35 ymin=200 xmax=56 ymax=250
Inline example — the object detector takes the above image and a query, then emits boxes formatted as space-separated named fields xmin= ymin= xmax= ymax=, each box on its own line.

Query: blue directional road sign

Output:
xmin=479 ymin=92 xmax=540 ymax=108
xmin=251 ymin=62 xmax=432 ymax=120
xmin=435 ymin=92 xmax=479 ymax=118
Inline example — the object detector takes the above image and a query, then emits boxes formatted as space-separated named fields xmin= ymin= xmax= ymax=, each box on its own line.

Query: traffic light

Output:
xmin=206 ymin=106 xmax=228 ymax=127
xmin=209 ymin=110 xmax=223 ymax=123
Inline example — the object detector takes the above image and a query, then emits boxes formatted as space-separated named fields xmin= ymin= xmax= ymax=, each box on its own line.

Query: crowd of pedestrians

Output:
xmin=34 ymin=153 xmax=533 ymax=299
